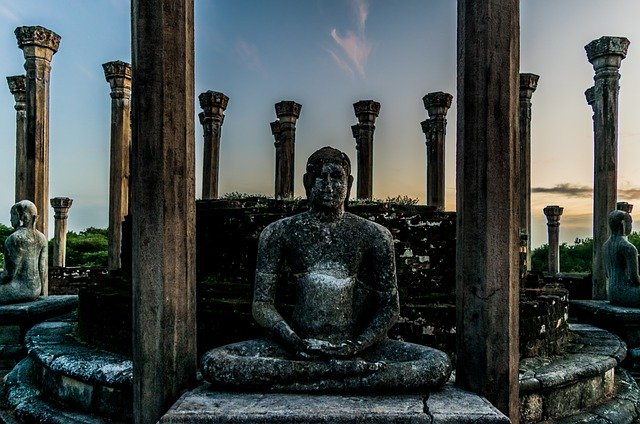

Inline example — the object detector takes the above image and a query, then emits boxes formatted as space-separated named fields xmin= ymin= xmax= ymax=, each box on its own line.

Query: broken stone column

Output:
xmin=519 ymin=73 xmax=539 ymax=270
xmin=351 ymin=100 xmax=380 ymax=200
xmin=421 ymin=92 xmax=452 ymax=209
xmin=585 ymin=36 xmax=630 ymax=300
xmin=456 ymin=0 xmax=520 ymax=419
xmin=617 ymin=201 xmax=633 ymax=214
xmin=15 ymin=26 xmax=61 ymax=240
xmin=544 ymin=205 xmax=563 ymax=275
xmin=131 ymin=1 xmax=196 ymax=422
xmin=50 ymin=197 xmax=73 ymax=268
xmin=7 ymin=75 xmax=27 ymax=203
xmin=270 ymin=101 xmax=301 ymax=199
xmin=198 ymin=91 xmax=229 ymax=199
xmin=103 ymin=60 xmax=132 ymax=271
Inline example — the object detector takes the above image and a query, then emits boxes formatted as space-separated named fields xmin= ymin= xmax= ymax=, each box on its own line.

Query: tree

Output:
xmin=49 ymin=227 xmax=108 ymax=268
xmin=0 ymin=223 xmax=13 ymax=266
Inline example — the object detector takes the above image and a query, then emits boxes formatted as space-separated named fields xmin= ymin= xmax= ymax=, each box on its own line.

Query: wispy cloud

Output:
xmin=0 ymin=5 xmax=20 ymax=23
xmin=327 ymin=0 xmax=371 ymax=78
xmin=532 ymin=183 xmax=640 ymax=200
xmin=235 ymin=40 xmax=263 ymax=72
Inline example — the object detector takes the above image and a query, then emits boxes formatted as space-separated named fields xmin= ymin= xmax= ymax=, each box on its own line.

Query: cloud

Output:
xmin=328 ymin=0 xmax=371 ymax=78
xmin=235 ymin=40 xmax=263 ymax=72
xmin=532 ymin=183 xmax=640 ymax=200
xmin=0 ymin=5 xmax=20 ymax=22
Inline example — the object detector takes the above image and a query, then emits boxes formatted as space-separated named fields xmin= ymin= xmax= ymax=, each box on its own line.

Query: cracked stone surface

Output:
xmin=159 ymin=381 xmax=509 ymax=423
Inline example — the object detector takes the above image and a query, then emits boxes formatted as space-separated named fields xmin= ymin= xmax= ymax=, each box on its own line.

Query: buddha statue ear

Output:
xmin=303 ymin=173 xmax=313 ymax=200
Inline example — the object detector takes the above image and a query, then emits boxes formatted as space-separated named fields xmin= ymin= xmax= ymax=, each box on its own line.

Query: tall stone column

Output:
xmin=198 ymin=90 xmax=229 ymax=199
xmin=617 ymin=201 xmax=633 ymax=214
xmin=270 ymin=100 xmax=301 ymax=199
xmin=456 ymin=0 xmax=520 ymax=420
xmin=351 ymin=100 xmax=380 ymax=200
xmin=519 ymin=73 xmax=539 ymax=270
xmin=421 ymin=92 xmax=452 ymax=209
xmin=585 ymin=36 xmax=629 ymax=300
xmin=50 ymin=197 xmax=73 ymax=268
xmin=103 ymin=60 xmax=132 ymax=271
xmin=15 ymin=26 xmax=61 ymax=240
xmin=131 ymin=1 xmax=196 ymax=422
xmin=543 ymin=205 xmax=563 ymax=275
xmin=7 ymin=75 xmax=27 ymax=203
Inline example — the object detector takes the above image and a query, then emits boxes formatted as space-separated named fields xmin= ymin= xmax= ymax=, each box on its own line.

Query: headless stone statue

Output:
xmin=201 ymin=147 xmax=451 ymax=392
xmin=0 ymin=200 xmax=47 ymax=304
xmin=604 ymin=209 xmax=640 ymax=307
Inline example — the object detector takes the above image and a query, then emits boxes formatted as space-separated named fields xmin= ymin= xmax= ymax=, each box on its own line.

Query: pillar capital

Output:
xmin=50 ymin=197 xmax=73 ymax=218
xmin=353 ymin=100 xmax=380 ymax=123
xmin=199 ymin=90 xmax=229 ymax=119
xmin=7 ymin=75 xmax=26 ymax=109
xmin=585 ymin=86 xmax=596 ymax=108
xmin=519 ymin=73 xmax=539 ymax=100
xmin=585 ymin=36 xmax=629 ymax=73
xmin=617 ymin=201 xmax=633 ymax=214
xmin=103 ymin=60 xmax=132 ymax=80
xmin=544 ymin=205 xmax=564 ymax=225
xmin=274 ymin=100 xmax=301 ymax=123
xmin=422 ymin=92 xmax=452 ymax=117
xmin=15 ymin=26 xmax=61 ymax=58
xmin=420 ymin=119 xmax=431 ymax=136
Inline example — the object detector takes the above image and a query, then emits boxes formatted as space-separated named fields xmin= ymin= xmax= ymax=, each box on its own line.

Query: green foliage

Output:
xmin=0 ymin=223 xmax=13 ymax=266
xmin=52 ymin=227 xmax=108 ymax=268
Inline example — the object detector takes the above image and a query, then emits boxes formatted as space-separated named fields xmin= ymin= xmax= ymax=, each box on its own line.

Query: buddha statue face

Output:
xmin=609 ymin=209 xmax=633 ymax=236
xmin=303 ymin=146 xmax=353 ymax=211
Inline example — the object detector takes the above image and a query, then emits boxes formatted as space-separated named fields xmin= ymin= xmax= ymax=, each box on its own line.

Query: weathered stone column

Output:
xmin=456 ymin=0 xmax=520 ymax=420
xmin=198 ymin=91 xmax=229 ymax=199
xmin=585 ymin=36 xmax=629 ymax=300
xmin=131 ymin=1 xmax=196 ymax=422
xmin=617 ymin=201 xmax=633 ymax=214
xmin=15 ymin=26 xmax=61 ymax=240
xmin=421 ymin=92 xmax=452 ymax=209
xmin=519 ymin=73 xmax=539 ymax=270
xmin=7 ymin=75 xmax=27 ymax=203
xmin=270 ymin=101 xmax=301 ymax=199
xmin=103 ymin=61 xmax=132 ymax=271
xmin=543 ymin=205 xmax=563 ymax=275
xmin=50 ymin=197 xmax=73 ymax=268
xmin=351 ymin=100 xmax=380 ymax=200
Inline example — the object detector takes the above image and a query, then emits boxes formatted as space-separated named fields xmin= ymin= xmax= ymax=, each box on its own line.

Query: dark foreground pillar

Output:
xmin=585 ymin=36 xmax=629 ymax=300
xmin=456 ymin=0 xmax=520 ymax=420
xmin=131 ymin=1 xmax=196 ymax=422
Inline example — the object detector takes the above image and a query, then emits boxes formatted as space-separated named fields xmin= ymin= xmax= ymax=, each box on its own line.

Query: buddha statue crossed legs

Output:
xmin=0 ymin=200 xmax=47 ymax=304
xmin=201 ymin=147 xmax=451 ymax=392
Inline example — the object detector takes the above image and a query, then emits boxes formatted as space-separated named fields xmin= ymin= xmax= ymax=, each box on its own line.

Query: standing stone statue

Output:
xmin=201 ymin=147 xmax=451 ymax=392
xmin=604 ymin=209 xmax=640 ymax=307
xmin=0 ymin=200 xmax=47 ymax=304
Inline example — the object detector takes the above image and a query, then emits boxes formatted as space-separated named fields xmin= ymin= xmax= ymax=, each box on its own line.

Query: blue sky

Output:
xmin=0 ymin=0 xmax=640 ymax=249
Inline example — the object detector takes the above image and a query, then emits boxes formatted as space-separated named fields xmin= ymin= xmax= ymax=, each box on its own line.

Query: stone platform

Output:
xmin=159 ymin=382 xmax=509 ymax=423
xmin=0 ymin=295 xmax=78 ymax=373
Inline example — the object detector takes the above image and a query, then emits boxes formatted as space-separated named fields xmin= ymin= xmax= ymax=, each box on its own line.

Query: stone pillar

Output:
xmin=50 ymin=197 xmax=73 ymax=268
xmin=270 ymin=101 xmax=301 ymax=199
xmin=131 ymin=1 xmax=196 ymax=422
xmin=456 ymin=0 xmax=520 ymax=420
xmin=585 ymin=36 xmax=629 ymax=300
xmin=519 ymin=73 xmax=539 ymax=270
xmin=543 ymin=205 xmax=563 ymax=275
xmin=198 ymin=91 xmax=229 ymax=199
xmin=103 ymin=60 xmax=132 ymax=271
xmin=7 ymin=75 xmax=27 ymax=203
xmin=351 ymin=100 xmax=380 ymax=200
xmin=617 ymin=201 xmax=633 ymax=214
xmin=15 ymin=26 xmax=60 ymax=240
xmin=421 ymin=92 xmax=452 ymax=209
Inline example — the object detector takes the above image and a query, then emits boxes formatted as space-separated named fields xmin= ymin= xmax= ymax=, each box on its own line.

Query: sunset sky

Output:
xmin=0 ymin=0 xmax=639 ymax=249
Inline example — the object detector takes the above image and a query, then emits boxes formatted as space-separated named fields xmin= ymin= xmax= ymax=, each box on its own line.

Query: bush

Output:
xmin=50 ymin=227 xmax=108 ymax=268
